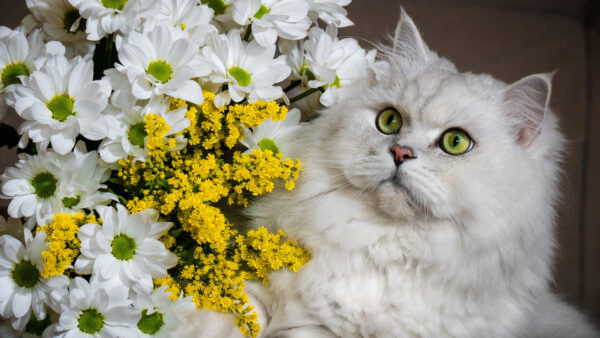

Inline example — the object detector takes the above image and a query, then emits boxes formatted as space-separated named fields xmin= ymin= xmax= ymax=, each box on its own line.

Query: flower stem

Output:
xmin=283 ymin=80 xmax=301 ymax=93
xmin=289 ymin=87 xmax=320 ymax=103
xmin=242 ymin=25 xmax=252 ymax=41
xmin=104 ymin=34 xmax=114 ymax=71
xmin=93 ymin=34 xmax=118 ymax=79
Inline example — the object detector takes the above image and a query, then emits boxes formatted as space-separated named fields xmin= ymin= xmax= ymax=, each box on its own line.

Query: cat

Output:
xmin=195 ymin=9 xmax=599 ymax=338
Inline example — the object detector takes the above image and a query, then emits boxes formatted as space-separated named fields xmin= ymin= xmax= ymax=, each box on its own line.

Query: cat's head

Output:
xmin=306 ymin=10 xmax=563 ymax=229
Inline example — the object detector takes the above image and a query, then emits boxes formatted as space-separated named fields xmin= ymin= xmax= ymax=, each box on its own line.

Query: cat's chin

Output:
xmin=374 ymin=180 xmax=418 ymax=220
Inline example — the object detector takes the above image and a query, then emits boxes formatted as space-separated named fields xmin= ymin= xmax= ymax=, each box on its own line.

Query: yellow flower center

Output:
xmin=31 ymin=172 xmax=58 ymax=199
xmin=147 ymin=60 xmax=173 ymax=84
xmin=111 ymin=234 xmax=136 ymax=260
xmin=101 ymin=0 xmax=127 ymax=10
xmin=128 ymin=122 xmax=147 ymax=147
xmin=12 ymin=261 xmax=40 ymax=288
xmin=138 ymin=309 xmax=164 ymax=334
xmin=78 ymin=309 xmax=104 ymax=334
xmin=229 ymin=66 xmax=251 ymax=87
xmin=47 ymin=94 xmax=75 ymax=122
xmin=257 ymin=138 xmax=279 ymax=154
xmin=62 ymin=196 xmax=81 ymax=208
xmin=1 ymin=62 xmax=30 ymax=87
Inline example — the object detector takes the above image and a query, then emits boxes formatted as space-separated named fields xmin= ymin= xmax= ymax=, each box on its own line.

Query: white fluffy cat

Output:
xmin=196 ymin=10 xmax=598 ymax=338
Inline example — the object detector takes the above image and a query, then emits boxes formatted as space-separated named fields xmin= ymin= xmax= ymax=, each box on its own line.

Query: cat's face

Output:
xmin=309 ymin=11 xmax=559 ymax=226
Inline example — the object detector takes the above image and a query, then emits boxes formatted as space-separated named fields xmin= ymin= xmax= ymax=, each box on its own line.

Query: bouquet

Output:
xmin=0 ymin=0 xmax=373 ymax=336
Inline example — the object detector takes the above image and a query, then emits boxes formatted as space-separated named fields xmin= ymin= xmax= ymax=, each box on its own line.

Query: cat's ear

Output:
xmin=504 ymin=73 xmax=554 ymax=147
xmin=393 ymin=8 xmax=429 ymax=65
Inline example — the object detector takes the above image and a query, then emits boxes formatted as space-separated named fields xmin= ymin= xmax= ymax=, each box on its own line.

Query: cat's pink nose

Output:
xmin=390 ymin=145 xmax=415 ymax=165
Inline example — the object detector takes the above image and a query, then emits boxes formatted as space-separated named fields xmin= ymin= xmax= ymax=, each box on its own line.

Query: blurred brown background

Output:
xmin=1 ymin=0 xmax=599 ymax=327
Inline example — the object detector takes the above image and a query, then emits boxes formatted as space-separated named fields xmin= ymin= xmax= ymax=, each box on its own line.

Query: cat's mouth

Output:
xmin=390 ymin=174 xmax=404 ymax=189
xmin=389 ymin=174 xmax=419 ymax=203
xmin=374 ymin=173 xmax=423 ymax=219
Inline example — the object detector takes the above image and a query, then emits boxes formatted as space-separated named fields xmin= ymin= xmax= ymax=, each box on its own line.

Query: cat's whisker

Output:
xmin=423 ymin=167 xmax=443 ymax=173
xmin=303 ymin=170 xmax=356 ymax=180
xmin=347 ymin=179 xmax=379 ymax=203
xmin=312 ymin=164 xmax=349 ymax=170
xmin=302 ymin=180 xmax=354 ymax=201
xmin=310 ymin=159 xmax=355 ymax=166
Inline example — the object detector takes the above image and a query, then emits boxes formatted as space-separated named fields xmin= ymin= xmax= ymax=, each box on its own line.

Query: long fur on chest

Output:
xmin=251 ymin=187 xmax=543 ymax=337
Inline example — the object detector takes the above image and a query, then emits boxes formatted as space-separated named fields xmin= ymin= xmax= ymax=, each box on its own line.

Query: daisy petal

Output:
xmin=12 ymin=290 xmax=32 ymax=318
xmin=1 ymin=179 xmax=32 ymax=197
xmin=163 ymin=80 xmax=203 ymax=105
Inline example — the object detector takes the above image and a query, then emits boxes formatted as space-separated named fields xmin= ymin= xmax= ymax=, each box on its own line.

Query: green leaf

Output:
xmin=107 ymin=177 xmax=123 ymax=185
xmin=157 ymin=178 xmax=168 ymax=188
xmin=169 ymin=228 xmax=183 ymax=238
xmin=0 ymin=123 xmax=19 ymax=149
xmin=117 ymin=195 xmax=128 ymax=205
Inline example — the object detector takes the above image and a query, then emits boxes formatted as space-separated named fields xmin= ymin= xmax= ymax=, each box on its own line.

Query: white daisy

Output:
xmin=278 ymin=39 xmax=304 ymax=81
xmin=241 ymin=107 xmax=301 ymax=156
xmin=98 ymin=96 xmax=190 ymax=163
xmin=308 ymin=0 xmax=353 ymax=27
xmin=0 ymin=309 xmax=58 ymax=338
xmin=203 ymin=30 xmax=290 ymax=107
xmin=133 ymin=286 xmax=196 ymax=337
xmin=153 ymin=0 xmax=217 ymax=46
xmin=0 ymin=27 xmax=13 ymax=39
xmin=26 ymin=0 xmax=94 ymax=56
xmin=0 ymin=304 xmax=57 ymax=338
xmin=0 ymin=319 xmax=36 ymax=338
xmin=277 ymin=38 xmax=326 ymax=111
xmin=74 ymin=205 xmax=178 ymax=294
xmin=232 ymin=0 xmax=311 ymax=47
xmin=5 ymin=54 xmax=111 ymax=155
xmin=98 ymin=104 xmax=146 ymax=163
xmin=0 ymin=28 xmax=46 ymax=90
xmin=1 ymin=151 xmax=65 ymax=226
xmin=49 ymin=276 xmax=140 ymax=337
xmin=13 ymin=17 xmax=76 ymax=60
xmin=49 ymin=141 xmax=116 ymax=216
xmin=68 ymin=0 xmax=158 ymax=41
xmin=0 ymin=229 xmax=69 ymax=331
xmin=103 ymin=68 xmax=137 ymax=110
xmin=1 ymin=145 xmax=116 ymax=226
xmin=115 ymin=21 xmax=211 ymax=105
xmin=302 ymin=25 xmax=370 ymax=106
xmin=0 ymin=27 xmax=47 ymax=120
xmin=201 ymin=0 xmax=236 ymax=30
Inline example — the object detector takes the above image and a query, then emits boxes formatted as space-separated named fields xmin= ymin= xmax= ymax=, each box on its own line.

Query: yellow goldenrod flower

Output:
xmin=37 ymin=213 xmax=92 ymax=278
xmin=116 ymin=91 xmax=307 ymax=337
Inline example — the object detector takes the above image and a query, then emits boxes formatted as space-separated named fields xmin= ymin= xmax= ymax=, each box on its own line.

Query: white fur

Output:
xmin=233 ymin=11 xmax=599 ymax=338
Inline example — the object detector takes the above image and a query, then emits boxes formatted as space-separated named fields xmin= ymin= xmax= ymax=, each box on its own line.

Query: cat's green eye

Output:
xmin=440 ymin=129 xmax=473 ymax=155
xmin=376 ymin=108 xmax=403 ymax=134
